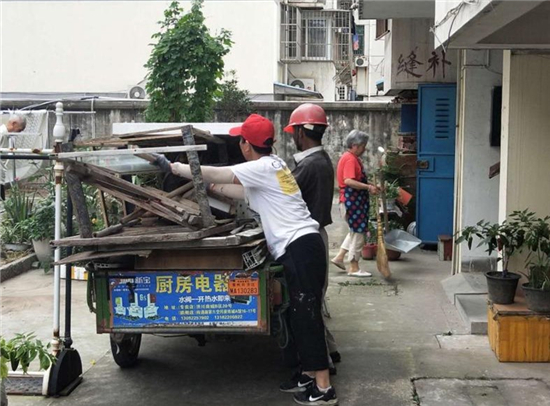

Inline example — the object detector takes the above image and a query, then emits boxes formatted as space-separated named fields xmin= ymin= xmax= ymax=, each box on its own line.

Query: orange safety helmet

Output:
xmin=283 ymin=103 xmax=328 ymax=133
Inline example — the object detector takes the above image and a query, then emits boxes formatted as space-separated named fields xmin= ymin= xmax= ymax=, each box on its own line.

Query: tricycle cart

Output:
xmin=52 ymin=122 xmax=289 ymax=370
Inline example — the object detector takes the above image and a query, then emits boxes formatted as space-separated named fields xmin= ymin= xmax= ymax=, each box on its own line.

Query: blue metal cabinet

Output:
xmin=416 ymin=84 xmax=456 ymax=243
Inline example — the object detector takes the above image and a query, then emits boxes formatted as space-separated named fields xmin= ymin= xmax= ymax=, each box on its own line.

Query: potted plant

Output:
xmin=0 ymin=185 xmax=34 ymax=251
xmin=24 ymin=194 xmax=55 ymax=265
xmin=456 ymin=210 xmax=532 ymax=304
xmin=386 ymin=220 xmax=404 ymax=261
xmin=522 ymin=215 xmax=550 ymax=313
xmin=1 ymin=333 xmax=56 ymax=406
xmin=362 ymin=222 xmax=378 ymax=260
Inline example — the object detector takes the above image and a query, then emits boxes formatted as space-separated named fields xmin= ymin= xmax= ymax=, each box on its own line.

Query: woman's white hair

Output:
xmin=9 ymin=113 xmax=27 ymax=131
xmin=344 ymin=130 xmax=368 ymax=148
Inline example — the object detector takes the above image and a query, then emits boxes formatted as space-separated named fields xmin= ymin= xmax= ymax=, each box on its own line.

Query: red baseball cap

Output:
xmin=229 ymin=114 xmax=275 ymax=147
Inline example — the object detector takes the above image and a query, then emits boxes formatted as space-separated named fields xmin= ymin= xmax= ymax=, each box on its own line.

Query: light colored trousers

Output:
xmin=339 ymin=203 xmax=365 ymax=262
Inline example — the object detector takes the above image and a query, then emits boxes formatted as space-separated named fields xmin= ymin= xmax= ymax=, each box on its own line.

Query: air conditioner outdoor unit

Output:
xmin=128 ymin=85 xmax=147 ymax=100
xmin=289 ymin=78 xmax=315 ymax=91
xmin=336 ymin=85 xmax=348 ymax=101
xmin=355 ymin=56 xmax=367 ymax=68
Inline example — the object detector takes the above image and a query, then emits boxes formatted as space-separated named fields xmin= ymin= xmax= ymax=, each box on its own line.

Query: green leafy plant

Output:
xmin=365 ymin=221 xmax=377 ymax=244
xmin=145 ymin=0 xmax=233 ymax=123
xmin=214 ymin=70 xmax=252 ymax=122
xmin=24 ymin=196 xmax=55 ymax=242
xmin=384 ymin=180 xmax=400 ymax=201
xmin=0 ymin=185 xmax=35 ymax=244
xmin=523 ymin=215 xmax=550 ymax=291
xmin=0 ymin=333 xmax=55 ymax=379
xmin=455 ymin=209 xmax=533 ymax=277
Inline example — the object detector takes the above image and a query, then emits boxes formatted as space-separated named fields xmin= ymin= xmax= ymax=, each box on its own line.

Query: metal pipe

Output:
xmin=0 ymin=155 xmax=52 ymax=160
xmin=0 ymin=148 xmax=54 ymax=154
xmin=55 ymin=144 xmax=207 ymax=159
xmin=64 ymin=193 xmax=74 ymax=349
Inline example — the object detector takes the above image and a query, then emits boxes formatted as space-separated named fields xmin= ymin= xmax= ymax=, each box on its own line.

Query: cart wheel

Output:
xmin=110 ymin=333 xmax=142 ymax=368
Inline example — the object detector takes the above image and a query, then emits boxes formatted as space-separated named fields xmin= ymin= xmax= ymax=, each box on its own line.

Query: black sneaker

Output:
xmin=294 ymin=385 xmax=338 ymax=405
xmin=329 ymin=351 xmax=341 ymax=363
xmin=280 ymin=372 xmax=314 ymax=393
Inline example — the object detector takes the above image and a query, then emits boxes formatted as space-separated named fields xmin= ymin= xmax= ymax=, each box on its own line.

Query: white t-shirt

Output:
xmin=231 ymin=155 xmax=319 ymax=259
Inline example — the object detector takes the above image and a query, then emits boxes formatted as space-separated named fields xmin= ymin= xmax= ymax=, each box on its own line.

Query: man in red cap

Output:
xmin=283 ymin=104 xmax=341 ymax=378
xmin=152 ymin=113 xmax=338 ymax=405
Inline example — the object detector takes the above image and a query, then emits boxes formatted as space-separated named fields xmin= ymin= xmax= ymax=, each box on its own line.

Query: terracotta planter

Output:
xmin=361 ymin=243 xmax=377 ymax=260
xmin=386 ymin=248 xmax=402 ymax=261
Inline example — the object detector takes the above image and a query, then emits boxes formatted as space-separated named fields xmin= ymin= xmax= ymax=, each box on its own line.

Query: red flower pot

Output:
xmin=361 ymin=243 xmax=378 ymax=260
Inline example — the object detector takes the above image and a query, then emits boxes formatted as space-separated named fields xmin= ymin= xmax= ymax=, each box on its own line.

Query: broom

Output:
xmin=374 ymin=174 xmax=391 ymax=279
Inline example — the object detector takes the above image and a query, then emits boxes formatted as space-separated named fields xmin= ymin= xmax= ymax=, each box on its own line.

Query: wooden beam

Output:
xmin=182 ymin=126 xmax=215 ymax=228
xmin=97 ymin=189 xmax=110 ymax=228
xmin=65 ymin=165 xmax=93 ymax=238
xmin=70 ymin=162 xmax=201 ymax=215
xmin=52 ymin=222 xmax=237 ymax=247
xmin=53 ymin=249 xmax=152 ymax=265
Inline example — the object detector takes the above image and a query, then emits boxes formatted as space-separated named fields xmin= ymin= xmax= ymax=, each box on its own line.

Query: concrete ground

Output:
xmin=2 ymin=209 xmax=550 ymax=406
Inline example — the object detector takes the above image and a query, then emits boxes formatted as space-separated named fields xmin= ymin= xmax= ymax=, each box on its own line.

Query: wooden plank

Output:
xmin=182 ymin=126 xmax=215 ymax=227
xmin=71 ymin=162 xmax=201 ymax=215
xmin=65 ymin=165 xmax=93 ymax=238
xmin=52 ymin=222 xmax=237 ymax=247
xmin=92 ymin=219 xmax=140 ymax=238
xmin=54 ymin=249 xmax=152 ymax=265
xmin=93 ymin=182 xmax=186 ymax=225
xmin=117 ymin=125 xmax=192 ymax=138
xmin=97 ymin=189 xmax=110 ymax=228
xmin=96 ymin=227 xmax=264 ymax=251
xmin=112 ymin=122 xmax=240 ymax=137
xmin=56 ymin=145 xmax=207 ymax=159
xmin=116 ymin=182 xmax=195 ymax=225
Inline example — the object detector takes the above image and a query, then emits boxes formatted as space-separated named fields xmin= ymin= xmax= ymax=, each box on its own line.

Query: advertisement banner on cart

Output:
xmin=108 ymin=271 xmax=260 ymax=328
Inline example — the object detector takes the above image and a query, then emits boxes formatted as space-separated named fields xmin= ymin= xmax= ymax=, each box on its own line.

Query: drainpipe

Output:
xmin=367 ymin=21 xmax=371 ymax=100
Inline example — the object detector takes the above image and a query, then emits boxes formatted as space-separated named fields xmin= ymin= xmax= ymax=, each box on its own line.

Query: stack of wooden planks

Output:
xmin=52 ymin=124 xmax=263 ymax=257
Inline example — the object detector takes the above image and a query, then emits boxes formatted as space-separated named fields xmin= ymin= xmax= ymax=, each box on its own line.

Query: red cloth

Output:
xmin=337 ymin=151 xmax=364 ymax=202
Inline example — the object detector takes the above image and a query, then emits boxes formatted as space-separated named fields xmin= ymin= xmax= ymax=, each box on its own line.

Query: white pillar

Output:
xmin=51 ymin=102 xmax=65 ymax=354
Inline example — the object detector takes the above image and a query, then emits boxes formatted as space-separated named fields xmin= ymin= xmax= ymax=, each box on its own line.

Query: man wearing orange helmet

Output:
xmin=282 ymin=103 xmax=341 ymax=386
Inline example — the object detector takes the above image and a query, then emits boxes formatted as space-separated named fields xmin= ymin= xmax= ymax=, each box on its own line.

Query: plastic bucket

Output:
xmin=396 ymin=187 xmax=413 ymax=206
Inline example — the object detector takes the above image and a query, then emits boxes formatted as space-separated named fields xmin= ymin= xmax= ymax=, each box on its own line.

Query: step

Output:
xmin=441 ymin=272 xmax=487 ymax=305
xmin=455 ymin=294 xmax=488 ymax=335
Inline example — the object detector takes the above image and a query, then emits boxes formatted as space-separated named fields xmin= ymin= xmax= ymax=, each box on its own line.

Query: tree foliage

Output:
xmin=215 ymin=71 xmax=252 ymax=122
xmin=145 ymin=0 xmax=232 ymax=122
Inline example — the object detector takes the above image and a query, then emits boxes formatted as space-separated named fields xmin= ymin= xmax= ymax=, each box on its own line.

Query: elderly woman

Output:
xmin=331 ymin=130 xmax=379 ymax=277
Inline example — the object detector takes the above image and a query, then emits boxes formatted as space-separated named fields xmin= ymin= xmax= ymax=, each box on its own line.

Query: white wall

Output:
xmin=287 ymin=62 xmax=336 ymax=101
xmin=354 ymin=20 xmax=385 ymax=97
xmin=434 ymin=0 xmax=545 ymax=49
xmin=433 ymin=0 xmax=492 ymax=48
xmin=383 ymin=18 xmax=458 ymax=95
xmin=500 ymin=51 xmax=550 ymax=219
xmin=0 ymin=1 xmax=279 ymax=95
xmin=454 ymin=49 xmax=502 ymax=272
xmin=500 ymin=51 xmax=550 ymax=272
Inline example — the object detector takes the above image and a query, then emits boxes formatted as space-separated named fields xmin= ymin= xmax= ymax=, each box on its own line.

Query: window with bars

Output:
xmin=353 ymin=24 xmax=364 ymax=55
xmin=280 ymin=4 xmax=302 ymax=63
xmin=280 ymin=5 xmax=351 ymax=64
xmin=302 ymin=17 xmax=329 ymax=59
